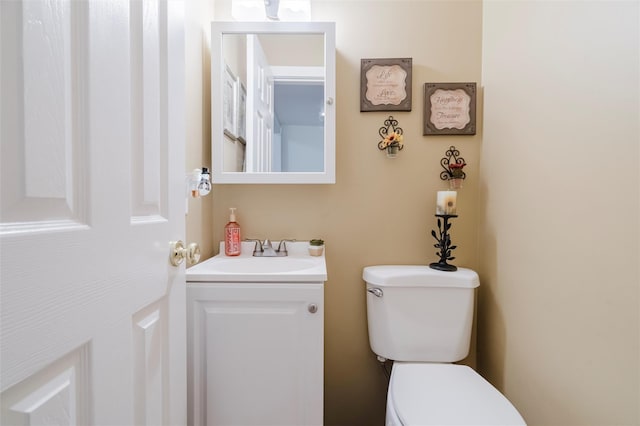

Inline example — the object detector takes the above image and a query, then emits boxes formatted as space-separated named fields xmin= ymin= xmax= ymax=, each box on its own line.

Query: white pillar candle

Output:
xmin=436 ymin=191 xmax=457 ymax=215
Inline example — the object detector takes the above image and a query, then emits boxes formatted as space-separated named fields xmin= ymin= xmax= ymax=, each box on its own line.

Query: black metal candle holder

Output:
xmin=429 ymin=214 xmax=458 ymax=272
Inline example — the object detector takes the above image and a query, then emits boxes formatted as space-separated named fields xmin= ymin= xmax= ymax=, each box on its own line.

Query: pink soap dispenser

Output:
xmin=224 ymin=208 xmax=241 ymax=256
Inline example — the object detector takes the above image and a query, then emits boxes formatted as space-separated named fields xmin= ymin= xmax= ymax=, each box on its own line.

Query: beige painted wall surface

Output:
xmin=479 ymin=1 xmax=640 ymax=425
xmin=205 ymin=1 xmax=482 ymax=425
xmin=185 ymin=0 xmax=215 ymax=259
xmin=186 ymin=0 xmax=639 ymax=425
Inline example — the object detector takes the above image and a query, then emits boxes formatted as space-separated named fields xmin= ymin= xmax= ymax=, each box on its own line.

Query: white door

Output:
xmin=0 ymin=1 xmax=187 ymax=425
xmin=246 ymin=35 xmax=274 ymax=173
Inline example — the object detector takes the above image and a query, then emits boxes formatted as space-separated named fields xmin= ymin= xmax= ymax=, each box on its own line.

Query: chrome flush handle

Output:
xmin=367 ymin=288 xmax=383 ymax=297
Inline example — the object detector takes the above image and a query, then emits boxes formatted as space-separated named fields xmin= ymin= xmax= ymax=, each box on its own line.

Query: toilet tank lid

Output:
xmin=363 ymin=265 xmax=479 ymax=288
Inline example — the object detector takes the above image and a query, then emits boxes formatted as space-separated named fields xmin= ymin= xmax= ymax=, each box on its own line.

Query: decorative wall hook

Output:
xmin=439 ymin=145 xmax=466 ymax=188
xmin=377 ymin=116 xmax=404 ymax=158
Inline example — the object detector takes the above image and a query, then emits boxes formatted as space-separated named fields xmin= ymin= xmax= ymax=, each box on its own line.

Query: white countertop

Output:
xmin=186 ymin=241 xmax=327 ymax=283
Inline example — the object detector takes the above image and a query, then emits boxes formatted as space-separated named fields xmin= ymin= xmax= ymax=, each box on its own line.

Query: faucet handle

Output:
xmin=245 ymin=239 xmax=263 ymax=253
xmin=277 ymin=239 xmax=296 ymax=254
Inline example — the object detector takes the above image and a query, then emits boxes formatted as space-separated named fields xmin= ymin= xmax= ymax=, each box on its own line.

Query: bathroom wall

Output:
xmin=186 ymin=0 xmax=639 ymax=425
xmin=207 ymin=1 xmax=483 ymax=425
xmin=479 ymin=2 xmax=639 ymax=425
xmin=185 ymin=0 xmax=215 ymax=258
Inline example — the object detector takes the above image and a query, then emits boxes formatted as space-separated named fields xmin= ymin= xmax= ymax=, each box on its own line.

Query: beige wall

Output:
xmin=207 ymin=1 xmax=482 ymax=425
xmin=479 ymin=1 xmax=639 ymax=425
xmin=185 ymin=0 xmax=215 ymax=258
xmin=185 ymin=0 xmax=639 ymax=425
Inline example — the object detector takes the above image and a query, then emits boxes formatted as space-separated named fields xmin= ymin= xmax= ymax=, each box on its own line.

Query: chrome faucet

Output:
xmin=261 ymin=239 xmax=278 ymax=257
xmin=245 ymin=239 xmax=263 ymax=254
xmin=277 ymin=239 xmax=296 ymax=255
xmin=246 ymin=239 xmax=295 ymax=257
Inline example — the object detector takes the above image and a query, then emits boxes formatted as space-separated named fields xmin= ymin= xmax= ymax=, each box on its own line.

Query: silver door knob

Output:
xmin=169 ymin=240 xmax=201 ymax=266
xmin=308 ymin=303 xmax=318 ymax=314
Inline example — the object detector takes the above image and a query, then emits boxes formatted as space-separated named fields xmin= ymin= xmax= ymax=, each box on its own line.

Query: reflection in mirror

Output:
xmin=224 ymin=33 xmax=324 ymax=173
xmin=274 ymin=80 xmax=324 ymax=172
xmin=211 ymin=22 xmax=335 ymax=184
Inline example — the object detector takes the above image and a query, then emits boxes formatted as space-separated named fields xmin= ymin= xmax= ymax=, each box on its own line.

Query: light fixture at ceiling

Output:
xmin=231 ymin=0 xmax=311 ymax=21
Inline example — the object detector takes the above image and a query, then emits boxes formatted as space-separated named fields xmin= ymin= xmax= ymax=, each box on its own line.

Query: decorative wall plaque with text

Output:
xmin=423 ymin=83 xmax=476 ymax=135
xmin=360 ymin=58 xmax=412 ymax=112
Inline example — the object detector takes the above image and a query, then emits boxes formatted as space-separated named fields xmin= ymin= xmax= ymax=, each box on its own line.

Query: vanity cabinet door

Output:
xmin=187 ymin=283 xmax=324 ymax=426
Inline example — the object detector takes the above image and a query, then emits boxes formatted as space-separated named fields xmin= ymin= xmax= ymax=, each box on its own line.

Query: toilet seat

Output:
xmin=388 ymin=363 xmax=526 ymax=426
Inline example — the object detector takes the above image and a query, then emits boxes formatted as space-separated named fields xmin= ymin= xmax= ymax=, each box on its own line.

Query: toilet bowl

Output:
xmin=363 ymin=265 xmax=526 ymax=426
xmin=386 ymin=363 xmax=525 ymax=426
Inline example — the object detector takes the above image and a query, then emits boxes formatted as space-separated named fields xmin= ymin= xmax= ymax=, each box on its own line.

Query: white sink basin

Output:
xmin=186 ymin=241 xmax=327 ymax=283
xmin=206 ymin=257 xmax=317 ymax=274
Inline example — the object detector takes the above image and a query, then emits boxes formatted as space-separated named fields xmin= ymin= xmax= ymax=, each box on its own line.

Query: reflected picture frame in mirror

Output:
xmin=211 ymin=21 xmax=336 ymax=184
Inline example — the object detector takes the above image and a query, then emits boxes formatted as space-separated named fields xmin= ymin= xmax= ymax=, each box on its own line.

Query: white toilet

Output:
xmin=363 ymin=265 xmax=526 ymax=426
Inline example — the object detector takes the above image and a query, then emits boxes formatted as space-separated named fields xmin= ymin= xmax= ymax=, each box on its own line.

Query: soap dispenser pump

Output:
xmin=224 ymin=208 xmax=241 ymax=256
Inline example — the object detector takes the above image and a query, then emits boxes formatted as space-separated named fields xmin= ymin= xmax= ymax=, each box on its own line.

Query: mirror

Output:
xmin=211 ymin=21 xmax=336 ymax=184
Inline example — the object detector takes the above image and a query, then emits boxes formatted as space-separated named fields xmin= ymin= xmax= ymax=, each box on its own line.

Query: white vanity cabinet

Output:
xmin=187 ymin=282 xmax=324 ymax=426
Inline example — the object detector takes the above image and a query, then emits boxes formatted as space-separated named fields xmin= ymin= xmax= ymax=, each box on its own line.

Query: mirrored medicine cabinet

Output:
xmin=211 ymin=21 xmax=336 ymax=184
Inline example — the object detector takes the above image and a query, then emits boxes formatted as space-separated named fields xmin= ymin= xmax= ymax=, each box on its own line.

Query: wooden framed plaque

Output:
xmin=423 ymin=82 xmax=476 ymax=135
xmin=361 ymin=58 xmax=412 ymax=112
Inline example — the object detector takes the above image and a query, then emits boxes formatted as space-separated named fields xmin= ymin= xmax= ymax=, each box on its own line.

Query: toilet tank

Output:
xmin=363 ymin=265 xmax=480 ymax=363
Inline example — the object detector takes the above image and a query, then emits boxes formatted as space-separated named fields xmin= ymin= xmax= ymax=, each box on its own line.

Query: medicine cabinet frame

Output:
xmin=211 ymin=21 xmax=336 ymax=184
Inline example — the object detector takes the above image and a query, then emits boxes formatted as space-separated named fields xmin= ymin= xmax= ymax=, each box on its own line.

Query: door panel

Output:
xmin=0 ymin=0 xmax=89 ymax=228
xmin=131 ymin=0 xmax=165 ymax=219
xmin=0 ymin=344 xmax=91 ymax=426
xmin=246 ymin=35 xmax=274 ymax=172
xmin=133 ymin=300 xmax=169 ymax=426
xmin=0 ymin=1 xmax=186 ymax=425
